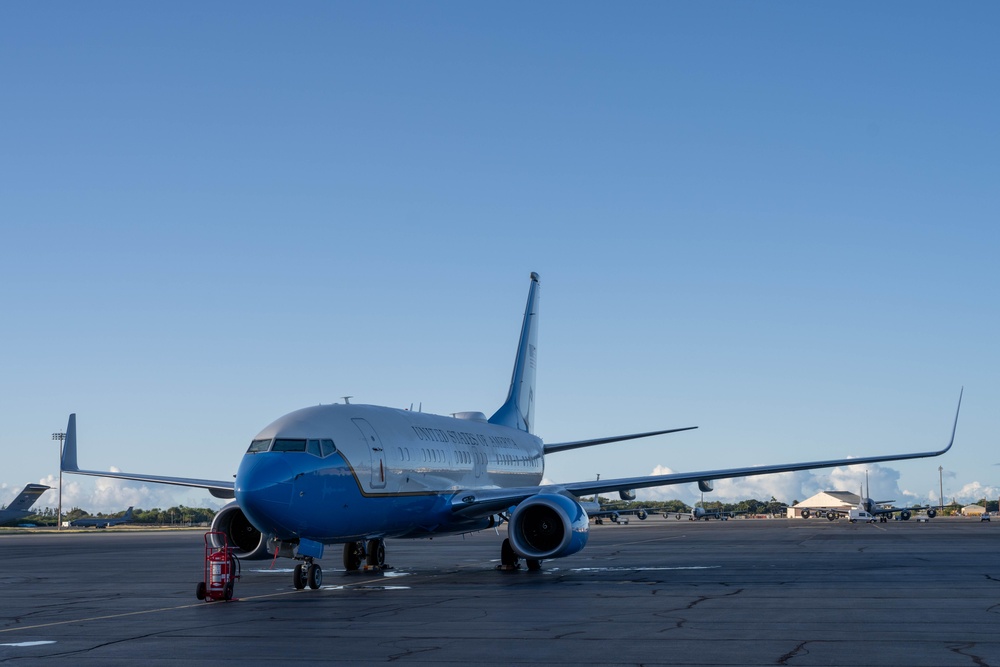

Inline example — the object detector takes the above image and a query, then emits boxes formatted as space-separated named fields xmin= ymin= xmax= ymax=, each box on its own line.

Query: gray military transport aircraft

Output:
xmin=60 ymin=273 xmax=962 ymax=590
xmin=68 ymin=506 xmax=134 ymax=528
xmin=0 ymin=484 xmax=50 ymax=526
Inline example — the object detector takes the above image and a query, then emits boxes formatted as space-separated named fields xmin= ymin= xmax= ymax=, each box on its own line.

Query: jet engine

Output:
xmin=508 ymin=493 xmax=589 ymax=560
xmin=926 ymin=508 xmax=937 ymax=518
xmin=900 ymin=510 xmax=912 ymax=521
xmin=209 ymin=502 xmax=271 ymax=559
xmin=636 ymin=509 xmax=648 ymax=520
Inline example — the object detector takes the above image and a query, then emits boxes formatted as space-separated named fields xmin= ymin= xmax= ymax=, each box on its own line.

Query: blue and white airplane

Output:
xmin=60 ymin=273 xmax=961 ymax=590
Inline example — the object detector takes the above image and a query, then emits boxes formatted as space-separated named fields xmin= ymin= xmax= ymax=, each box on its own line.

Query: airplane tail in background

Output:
xmin=8 ymin=484 xmax=50 ymax=511
xmin=61 ymin=413 xmax=78 ymax=472
xmin=489 ymin=272 xmax=540 ymax=434
xmin=123 ymin=507 xmax=134 ymax=520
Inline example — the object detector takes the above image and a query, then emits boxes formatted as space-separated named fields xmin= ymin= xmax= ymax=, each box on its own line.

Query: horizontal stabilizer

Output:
xmin=543 ymin=426 xmax=698 ymax=454
xmin=60 ymin=413 xmax=235 ymax=499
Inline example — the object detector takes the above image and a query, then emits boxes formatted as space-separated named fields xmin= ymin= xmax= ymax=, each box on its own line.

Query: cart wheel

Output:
xmin=196 ymin=581 xmax=206 ymax=600
xmin=307 ymin=563 xmax=323 ymax=589
xmin=224 ymin=580 xmax=234 ymax=601
xmin=293 ymin=563 xmax=306 ymax=590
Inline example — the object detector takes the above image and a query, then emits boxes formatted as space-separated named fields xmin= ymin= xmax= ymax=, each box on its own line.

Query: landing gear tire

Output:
xmin=366 ymin=538 xmax=386 ymax=568
xmin=343 ymin=541 xmax=364 ymax=571
xmin=498 ymin=538 xmax=520 ymax=570
xmin=293 ymin=563 xmax=306 ymax=589
xmin=526 ymin=558 xmax=542 ymax=571
xmin=307 ymin=563 xmax=323 ymax=589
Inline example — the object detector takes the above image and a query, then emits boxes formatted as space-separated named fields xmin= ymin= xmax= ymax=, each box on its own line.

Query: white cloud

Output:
xmin=635 ymin=462 xmax=920 ymax=506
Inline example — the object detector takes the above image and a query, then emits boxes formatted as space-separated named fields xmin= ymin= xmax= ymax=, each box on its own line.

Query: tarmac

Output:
xmin=1 ymin=516 xmax=998 ymax=666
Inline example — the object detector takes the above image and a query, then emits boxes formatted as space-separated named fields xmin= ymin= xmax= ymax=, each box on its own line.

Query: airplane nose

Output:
xmin=235 ymin=455 xmax=295 ymax=530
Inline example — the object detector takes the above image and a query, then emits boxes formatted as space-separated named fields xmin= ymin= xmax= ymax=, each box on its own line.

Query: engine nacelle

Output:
xmin=508 ymin=493 xmax=589 ymax=560
xmin=900 ymin=510 xmax=912 ymax=521
xmin=210 ymin=502 xmax=271 ymax=560
xmin=801 ymin=509 xmax=811 ymax=519
xmin=636 ymin=509 xmax=648 ymax=520
xmin=927 ymin=508 xmax=937 ymax=519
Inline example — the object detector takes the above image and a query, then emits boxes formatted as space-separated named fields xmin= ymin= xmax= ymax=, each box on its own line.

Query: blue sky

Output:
xmin=2 ymin=3 xmax=996 ymax=513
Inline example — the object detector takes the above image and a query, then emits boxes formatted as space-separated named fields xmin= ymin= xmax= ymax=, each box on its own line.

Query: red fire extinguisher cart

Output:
xmin=196 ymin=531 xmax=241 ymax=602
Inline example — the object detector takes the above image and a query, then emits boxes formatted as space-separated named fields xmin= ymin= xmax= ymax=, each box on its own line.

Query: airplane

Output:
xmin=68 ymin=506 xmax=134 ymax=528
xmin=669 ymin=505 xmax=746 ymax=521
xmin=590 ymin=506 xmax=654 ymax=525
xmin=0 ymin=484 xmax=50 ymax=526
xmin=60 ymin=272 xmax=962 ymax=590
xmin=800 ymin=476 xmax=940 ymax=523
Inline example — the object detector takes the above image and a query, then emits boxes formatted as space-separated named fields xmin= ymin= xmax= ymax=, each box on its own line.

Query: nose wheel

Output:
xmin=293 ymin=559 xmax=323 ymax=590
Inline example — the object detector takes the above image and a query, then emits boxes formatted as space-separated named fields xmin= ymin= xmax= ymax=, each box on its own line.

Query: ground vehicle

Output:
xmin=981 ymin=513 xmax=991 ymax=522
xmin=849 ymin=509 xmax=877 ymax=523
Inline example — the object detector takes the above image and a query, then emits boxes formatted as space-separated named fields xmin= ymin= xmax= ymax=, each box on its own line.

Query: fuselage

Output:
xmin=235 ymin=403 xmax=544 ymax=544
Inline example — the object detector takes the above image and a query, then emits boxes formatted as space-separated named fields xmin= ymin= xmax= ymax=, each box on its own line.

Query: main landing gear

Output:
xmin=293 ymin=558 xmax=323 ymax=590
xmin=343 ymin=538 xmax=389 ymax=572
xmin=497 ymin=538 xmax=541 ymax=572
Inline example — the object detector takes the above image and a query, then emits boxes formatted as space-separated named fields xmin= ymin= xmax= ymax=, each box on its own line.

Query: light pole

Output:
xmin=938 ymin=465 xmax=944 ymax=512
xmin=52 ymin=432 xmax=66 ymax=530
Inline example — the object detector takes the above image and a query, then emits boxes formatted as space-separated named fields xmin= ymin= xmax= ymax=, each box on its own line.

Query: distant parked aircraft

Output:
xmin=0 ymin=484 xmax=50 ymax=526
xmin=69 ymin=506 xmax=134 ymax=528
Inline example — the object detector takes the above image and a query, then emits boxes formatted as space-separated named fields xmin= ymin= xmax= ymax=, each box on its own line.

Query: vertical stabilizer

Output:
xmin=61 ymin=413 xmax=78 ymax=472
xmin=489 ymin=272 xmax=540 ymax=433
xmin=8 ymin=484 xmax=50 ymax=511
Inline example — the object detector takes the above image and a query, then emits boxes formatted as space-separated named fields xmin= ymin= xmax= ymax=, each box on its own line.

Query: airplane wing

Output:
xmin=452 ymin=390 xmax=961 ymax=519
xmin=60 ymin=414 xmax=236 ymax=499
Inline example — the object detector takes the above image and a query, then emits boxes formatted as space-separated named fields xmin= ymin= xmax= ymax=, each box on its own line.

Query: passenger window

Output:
xmin=247 ymin=439 xmax=271 ymax=453
xmin=321 ymin=439 xmax=337 ymax=457
xmin=307 ymin=439 xmax=322 ymax=457
xmin=272 ymin=438 xmax=307 ymax=452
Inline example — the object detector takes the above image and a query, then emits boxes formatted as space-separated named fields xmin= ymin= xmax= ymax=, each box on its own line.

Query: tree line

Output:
xmin=19 ymin=505 xmax=217 ymax=526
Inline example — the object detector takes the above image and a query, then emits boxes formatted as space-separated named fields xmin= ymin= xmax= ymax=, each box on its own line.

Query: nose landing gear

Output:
xmin=293 ymin=558 xmax=323 ymax=590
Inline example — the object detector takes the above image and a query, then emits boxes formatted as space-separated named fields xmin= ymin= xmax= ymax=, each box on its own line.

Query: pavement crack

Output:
xmin=776 ymin=640 xmax=810 ymax=664
xmin=948 ymin=642 xmax=989 ymax=666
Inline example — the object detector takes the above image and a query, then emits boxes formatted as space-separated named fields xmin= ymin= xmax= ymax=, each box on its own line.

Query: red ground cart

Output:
xmin=196 ymin=531 xmax=241 ymax=602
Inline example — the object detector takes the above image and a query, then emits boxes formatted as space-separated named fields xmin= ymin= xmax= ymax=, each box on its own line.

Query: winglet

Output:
xmin=61 ymin=413 xmax=78 ymax=472
xmin=944 ymin=387 xmax=963 ymax=454
xmin=489 ymin=272 xmax=541 ymax=433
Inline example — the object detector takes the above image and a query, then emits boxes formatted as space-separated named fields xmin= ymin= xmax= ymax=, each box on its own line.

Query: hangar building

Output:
xmin=787 ymin=491 xmax=861 ymax=519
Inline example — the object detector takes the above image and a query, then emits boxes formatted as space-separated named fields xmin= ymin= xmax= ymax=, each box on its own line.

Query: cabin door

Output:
xmin=352 ymin=418 xmax=386 ymax=489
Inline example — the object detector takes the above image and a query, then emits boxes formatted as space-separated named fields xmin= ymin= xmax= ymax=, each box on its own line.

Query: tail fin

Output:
xmin=489 ymin=272 xmax=541 ymax=434
xmin=61 ymin=414 xmax=78 ymax=472
xmin=124 ymin=507 xmax=134 ymax=520
xmin=8 ymin=484 xmax=50 ymax=511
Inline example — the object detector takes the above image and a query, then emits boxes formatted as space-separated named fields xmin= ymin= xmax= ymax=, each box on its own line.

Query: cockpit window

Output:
xmin=247 ymin=439 xmax=271 ymax=453
xmin=307 ymin=439 xmax=322 ymax=457
xmin=321 ymin=439 xmax=337 ymax=457
xmin=272 ymin=438 xmax=307 ymax=452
